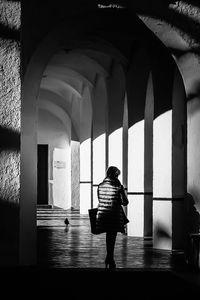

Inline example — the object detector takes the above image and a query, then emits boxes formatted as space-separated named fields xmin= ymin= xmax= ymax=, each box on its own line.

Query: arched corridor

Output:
xmin=20 ymin=8 xmax=191 ymax=265
xmin=1 ymin=1 xmax=200 ymax=297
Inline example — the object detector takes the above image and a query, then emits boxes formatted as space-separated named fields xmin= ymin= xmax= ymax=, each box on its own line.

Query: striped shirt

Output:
xmin=96 ymin=178 xmax=129 ymax=233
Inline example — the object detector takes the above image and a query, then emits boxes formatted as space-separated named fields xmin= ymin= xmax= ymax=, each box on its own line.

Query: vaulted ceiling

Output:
xmin=37 ymin=1 xmax=200 ymax=139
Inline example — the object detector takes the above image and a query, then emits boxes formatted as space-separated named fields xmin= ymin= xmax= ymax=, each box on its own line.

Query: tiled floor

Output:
xmin=35 ymin=207 xmax=200 ymax=297
xmin=1 ymin=207 xmax=200 ymax=298
xmin=37 ymin=207 xmax=184 ymax=269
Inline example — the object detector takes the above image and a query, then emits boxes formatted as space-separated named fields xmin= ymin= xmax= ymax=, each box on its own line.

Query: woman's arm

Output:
xmin=120 ymin=185 xmax=129 ymax=206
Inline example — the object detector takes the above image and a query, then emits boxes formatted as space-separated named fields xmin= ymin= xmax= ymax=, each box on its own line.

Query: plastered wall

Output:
xmin=0 ymin=0 xmax=21 ymax=265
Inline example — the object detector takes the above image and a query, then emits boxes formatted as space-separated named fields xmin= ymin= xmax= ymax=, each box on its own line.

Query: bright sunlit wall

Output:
xmin=127 ymin=120 xmax=144 ymax=237
xmin=80 ymin=138 xmax=91 ymax=214
xmin=93 ymin=134 xmax=106 ymax=208
xmin=153 ymin=110 xmax=172 ymax=250
xmin=109 ymin=128 xmax=123 ymax=182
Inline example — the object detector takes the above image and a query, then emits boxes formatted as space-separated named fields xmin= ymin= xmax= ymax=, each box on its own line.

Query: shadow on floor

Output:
xmin=0 ymin=267 xmax=200 ymax=299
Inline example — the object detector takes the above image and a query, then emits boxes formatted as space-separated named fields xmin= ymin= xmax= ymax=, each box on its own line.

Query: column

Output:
xmin=71 ymin=140 xmax=80 ymax=210
xmin=71 ymin=94 xmax=81 ymax=210
xmin=80 ymin=86 xmax=92 ymax=214
xmin=185 ymin=53 xmax=200 ymax=249
xmin=123 ymin=95 xmax=128 ymax=221
xmin=92 ymin=75 xmax=107 ymax=208
xmin=144 ymin=73 xmax=154 ymax=238
xmin=126 ymin=48 xmax=150 ymax=237
xmin=152 ymin=64 xmax=186 ymax=250
xmin=107 ymin=62 xmax=125 ymax=182
xmin=172 ymin=67 xmax=186 ymax=250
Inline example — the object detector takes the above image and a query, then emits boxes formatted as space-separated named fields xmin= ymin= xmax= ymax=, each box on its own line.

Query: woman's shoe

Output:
xmin=105 ymin=259 xmax=116 ymax=270
xmin=109 ymin=261 xmax=116 ymax=270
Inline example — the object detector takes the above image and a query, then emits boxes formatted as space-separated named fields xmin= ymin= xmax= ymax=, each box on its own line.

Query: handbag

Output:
xmin=88 ymin=208 xmax=98 ymax=234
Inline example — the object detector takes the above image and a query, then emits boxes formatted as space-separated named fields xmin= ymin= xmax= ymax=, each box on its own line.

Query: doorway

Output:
xmin=37 ymin=144 xmax=48 ymax=205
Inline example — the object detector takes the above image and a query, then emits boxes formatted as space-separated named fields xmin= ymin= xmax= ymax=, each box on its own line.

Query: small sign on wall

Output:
xmin=54 ymin=161 xmax=66 ymax=169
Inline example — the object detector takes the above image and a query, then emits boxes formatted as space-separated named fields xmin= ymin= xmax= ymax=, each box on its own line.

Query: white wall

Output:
xmin=153 ymin=110 xmax=172 ymax=250
xmin=153 ymin=111 xmax=172 ymax=198
xmin=127 ymin=120 xmax=145 ymax=237
xmin=53 ymin=148 xmax=71 ymax=209
xmin=109 ymin=128 xmax=123 ymax=181
xmin=37 ymin=109 xmax=71 ymax=209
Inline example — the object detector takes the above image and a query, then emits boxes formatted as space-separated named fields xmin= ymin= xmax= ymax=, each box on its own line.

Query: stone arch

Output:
xmin=20 ymin=11 xmax=132 ymax=264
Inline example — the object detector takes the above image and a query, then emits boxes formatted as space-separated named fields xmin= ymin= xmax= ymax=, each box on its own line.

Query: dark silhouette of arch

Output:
xmin=0 ymin=24 xmax=20 ymax=42
xmin=0 ymin=198 xmax=19 ymax=265
xmin=0 ymin=126 xmax=20 ymax=152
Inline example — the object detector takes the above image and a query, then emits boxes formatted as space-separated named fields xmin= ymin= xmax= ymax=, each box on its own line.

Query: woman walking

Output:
xmin=96 ymin=166 xmax=129 ymax=270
